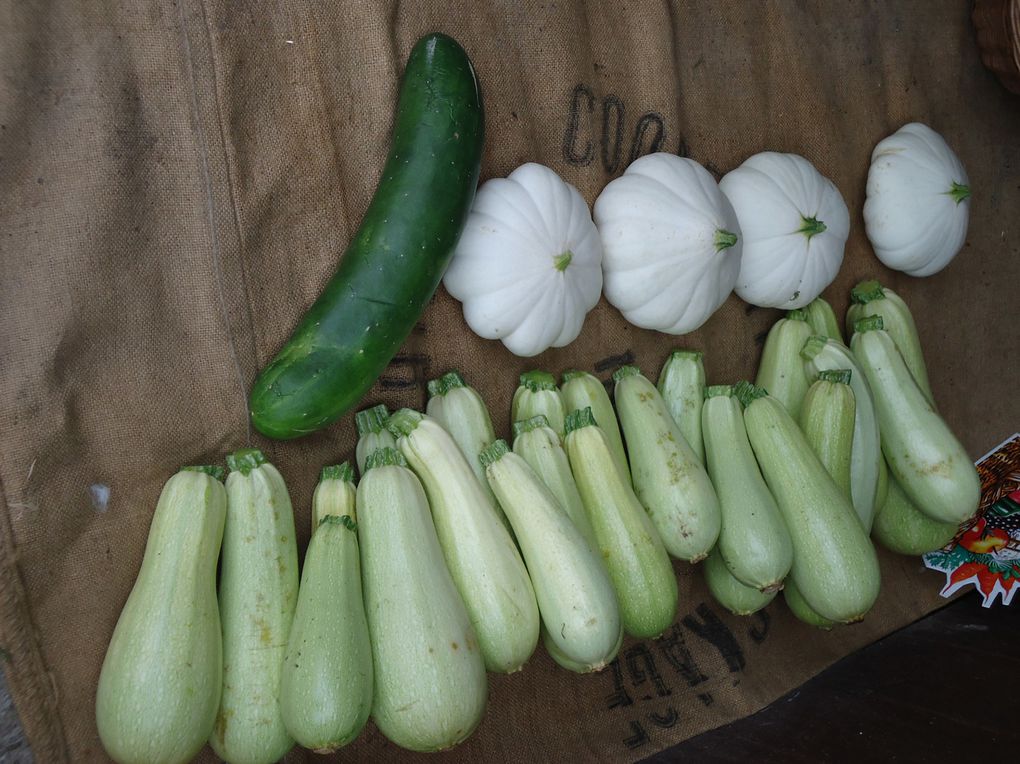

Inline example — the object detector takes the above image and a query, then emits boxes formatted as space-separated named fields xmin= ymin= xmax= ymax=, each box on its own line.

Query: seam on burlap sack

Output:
xmin=0 ymin=475 xmax=70 ymax=763
xmin=178 ymin=0 xmax=265 ymax=445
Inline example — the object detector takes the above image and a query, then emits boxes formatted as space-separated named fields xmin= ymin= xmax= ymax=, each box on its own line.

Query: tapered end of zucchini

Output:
xmin=704 ymin=385 xmax=733 ymax=399
xmin=364 ymin=447 xmax=407 ymax=471
xmin=786 ymin=308 xmax=808 ymax=322
xmin=356 ymin=404 xmax=390 ymax=436
xmin=850 ymin=279 xmax=886 ymax=305
xmin=519 ymin=370 xmax=558 ymax=391
xmin=226 ymin=448 xmax=268 ymax=476
xmin=180 ymin=465 xmax=226 ymax=481
xmin=817 ymin=369 xmax=852 ymax=385
xmin=733 ymin=380 xmax=768 ymax=407
xmin=427 ymin=370 xmax=467 ymax=397
xmin=386 ymin=408 xmax=425 ymax=437
xmin=853 ymin=315 xmax=885 ymax=334
xmin=800 ymin=335 xmax=830 ymax=361
xmin=320 ymin=462 xmax=355 ymax=484
xmin=611 ymin=365 xmax=642 ymax=382
xmin=479 ymin=439 xmax=510 ymax=469
xmin=319 ymin=514 xmax=358 ymax=532
xmin=564 ymin=406 xmax=598 ymax=433
xmin=512 ymin=414 xmax=552 ymax=438
xmin=665 ymin=349 xmax=704 ymax=363
xmin=560 ymin=369 xmax=592 ymax=383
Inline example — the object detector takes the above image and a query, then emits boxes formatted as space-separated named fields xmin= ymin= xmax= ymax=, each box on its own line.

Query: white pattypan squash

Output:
xmin=863 ymin=122 xmax=971 ymax=277
xmin=443 ymin=163 xmax=603 ymax=358
xmin=592 ymin=153 xmax=743 ymax=335
xmin=720 ymin=152 xmax=850 ymax=309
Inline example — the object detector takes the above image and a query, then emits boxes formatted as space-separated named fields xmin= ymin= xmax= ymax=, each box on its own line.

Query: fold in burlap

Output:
xmin=1 ymin=2 xmax=1017 ymax=761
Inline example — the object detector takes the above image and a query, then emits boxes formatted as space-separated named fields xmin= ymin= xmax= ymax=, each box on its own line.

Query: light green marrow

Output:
xmin=799 ymin=370 xmax=856 ymax=507
xmin=561 ymin=369 xmax=629 ymax=481
xmin=389 ymin=409 xmax=539 ymax=672
xmin=802 ymin=336 xmax=882 ymax=533
xmin=211 ymin=449 xmax=298 ymax=764
xmin=755 ymin=309 xmax=813 ymax=419
xmin=512 ymin=415 xmax=597 ymax=549
xmin=872 ymin=463 xmax=960 ymax=555
xmin=737 ymin=382 xmax=880 ymax=623
xmin=701 ymin=386 xmax=792 ymax=592
xmin=782 ymin=579 xmax=836 ymax=630
xmin=803 ymin=296 xmax=844 ymax=344
xmin=355 ymin=404 xmax=396 ymax=476
xmin=511 ymin=370 xmax=567 ymax=439
xmin=847 ymin=280 xmax=934 ymax=404
xmin=703 ymin=547 xmax=777 ymax=616
xmin=481 ymin=441 xmax=622 ymax=673
xmin=280 ymin=468 xmax=371 ymax=753
xmin=850 ymin=318 xmax=980 ymax=524
xmin=96 ymin=467 xmax=226 ymax=764
xmin=613 ymin=366 xmax=720 ymax=562
xmin=564 ymin=407 xmax=678 ymax=639
xmin=657 ymin=350 xmax=707 ymax=464
xmin=357 ymin=448 xmax=487 ymax=751
xmin=426 ymin=371 xmax=503 ymax=512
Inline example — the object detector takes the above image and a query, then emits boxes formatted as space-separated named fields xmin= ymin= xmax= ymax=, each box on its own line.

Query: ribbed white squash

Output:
xmin=593 ymin=153 xmax=742 ymax=334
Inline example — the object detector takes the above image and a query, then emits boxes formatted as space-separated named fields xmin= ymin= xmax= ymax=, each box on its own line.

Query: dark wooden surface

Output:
xmin=646 ymin=593 xmax=1018 ymax=762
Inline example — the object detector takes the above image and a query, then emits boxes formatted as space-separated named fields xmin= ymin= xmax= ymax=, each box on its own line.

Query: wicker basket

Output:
xmin=973 ymin=0 xmax=1020 ymax=94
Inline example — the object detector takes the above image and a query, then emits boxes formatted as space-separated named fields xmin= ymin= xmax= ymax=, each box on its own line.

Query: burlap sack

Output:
xmin=1 ymin=1 xmax=1017 ymax=761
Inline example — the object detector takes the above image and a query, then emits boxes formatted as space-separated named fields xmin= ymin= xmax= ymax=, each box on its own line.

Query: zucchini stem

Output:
xmin=355 ymin=404 xmax=390 ymax=436
xmin=478 ymin=439 xmax=510 ymax=468
xmin=386 ymin=408 xmax=425 ymax=437
xmin=853 ymin=315 xmax=885 ymax=334
xmin=320 ymin=462 xmax=355 ymax=483
xmin=519 ymin=370 xmax=558 ymax=392
xmin=564 ymin=407 xmax=598 ymax=434
xmin=733 ymin=380 xmax=768 ymax=407
xmin=704 ymin=385 xmax=733 ymax=400
xmin=226 ymin=448 xmax=267 ymax=476
xmin=849 ymin=279 xmax=886 ymax=305
xmin=512 ymin=414 xmax=552 ymax=438
xmin=364 ymin=447 xmax=407 ymax=471
xmin=181 ymin=465 xmax=226 ymax=481
xmin=427 ymin=371 xmax=467 ymax=397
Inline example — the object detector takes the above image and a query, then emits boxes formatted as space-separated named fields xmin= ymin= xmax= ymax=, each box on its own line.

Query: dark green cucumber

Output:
xmin=250 ymin=34 xmax=484 ymax=439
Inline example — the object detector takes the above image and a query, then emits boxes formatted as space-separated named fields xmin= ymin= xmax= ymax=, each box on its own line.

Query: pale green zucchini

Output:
xmin=481 ymin=441 xmax=622 ymax=673
xmin=564 ymin=407 xmax=678 ymax=639
xmin=782 ymin=579 xmax=836 ymax=630
xmin=389 ymin=409 xmax=539 ymax=673
xmin=96 ymin=467 xmax=226 ymax=764
xmin=561 ymin=369 xmax=629 ymax=481
xmin=755 ymin=309 xmax=813 ymax=419
xmin=850 ymin=318 xmax=980 ymax=524
xmin=793 ymin=369 xmax=860 ymax=628
xmin=280 ymin=467 xmax=372 ymax=753
xmin=803 ymin=295 xmax=844 ymax=344
xmin=211 ymin=449 xmax=298 ymax=764
xmin=657 ymin=350 xmax=707 ymax=464
xmin=311 ymin=462 xmax=356 ymax=531
xmin=703 ymin=547 xmax=777 ymax=616
xmin=875 ymin=452 xmax=890 ymax=515
xmin=511 ymin=370 xmax=567 ymax=439
xmin=799 ymin=369 xmax=856 ymax=506
xmin=355 ymin=404 xmax=396 ymax=476
xmin=357 ymin=448 xmax=487 ymax=752
xmin=801 ymin=336 xmax=882 ymax=533
xmin=846 ymin=280 xmax=934 ymax=404
xmin=512 ymin=414 xmax=597 ymax=549
xmin=737 ymin=382 xmax=880 ymax=623
xmin=613 ymin=365 xmax=720 ymax=562
xmin=426 ymin=370 xmax=500 ymax=505
xmin=701 ymin=385 xmax=792 ymax=592
xmin=872 ymin=462 xmax=960 ymax=555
